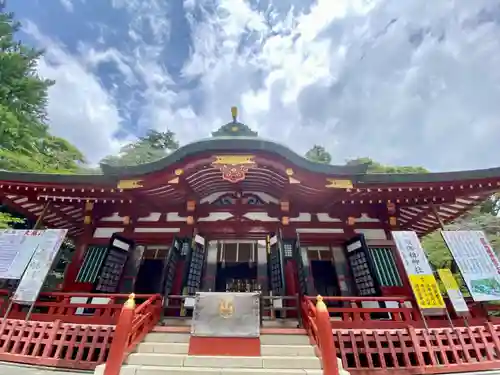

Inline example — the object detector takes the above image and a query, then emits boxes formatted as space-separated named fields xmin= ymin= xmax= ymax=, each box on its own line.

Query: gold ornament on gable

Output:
xmin=212 ymin=155 xmax=257 ymax=183
xmin=117 ymin=179 xmax=143 ymax=189
xmin=325 ymin=179 xmax=353 ymax=189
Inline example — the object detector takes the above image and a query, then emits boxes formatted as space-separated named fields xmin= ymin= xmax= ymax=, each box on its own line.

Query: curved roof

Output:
xmin=99 ymin=136 xmax=369 ymax=177
xmin=0 ymin=110 xmax=499 ymax=238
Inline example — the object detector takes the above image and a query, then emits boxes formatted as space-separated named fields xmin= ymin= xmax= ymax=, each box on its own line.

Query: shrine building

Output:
xmin=1 ymin=107 xmax=500 ymax=306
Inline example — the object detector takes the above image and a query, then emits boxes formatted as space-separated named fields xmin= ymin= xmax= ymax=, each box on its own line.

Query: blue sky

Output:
xmin=7 ymin=0 xmax=500 ymax=171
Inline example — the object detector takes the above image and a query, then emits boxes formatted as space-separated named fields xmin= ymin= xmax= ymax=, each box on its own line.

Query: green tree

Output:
xmin=305 ymin=145 xmax=332 ymax=164
xmin=479 ymin=193 xmax=500 ymax=216
xmin=0 ymin=212 xmax=23 ymax=228
xmin=346 ymin=157 xmax=429 ymax=174
xmin=101 ymin=130 xmax=179 ymax=167
xmin=0 ymin=5 xmax=85 ymax=172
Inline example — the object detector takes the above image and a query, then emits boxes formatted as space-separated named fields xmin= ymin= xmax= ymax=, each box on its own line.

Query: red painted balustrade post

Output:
xmin=315 ymin=295 xmax=339 ymax=375
xmin=104 ymin=294 xmax=136 ymax=375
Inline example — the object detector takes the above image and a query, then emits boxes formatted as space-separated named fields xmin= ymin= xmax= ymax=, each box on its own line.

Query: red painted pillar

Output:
xmin=104 ymin=294 xmax=136 ymax=375
xmin=62 ymin=226 xmax=93 ymax=291
xmin=315 ymin=295 xmax=338 ymax=375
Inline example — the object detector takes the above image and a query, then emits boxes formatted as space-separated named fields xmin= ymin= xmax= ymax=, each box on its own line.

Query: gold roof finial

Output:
xmin=231 ymin=106 xmax=238 ymax=122
xmin=124 ymin=293 xmax=136 ymax=309
xmin=316 ymin=294 xmax=327 ymax=312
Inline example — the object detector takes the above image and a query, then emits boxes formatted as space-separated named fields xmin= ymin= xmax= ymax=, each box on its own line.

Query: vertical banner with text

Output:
xmin=392 ymin=231 xmax=445 ymax=310
xmin=437 ymin=269 xmax=469 ymax=315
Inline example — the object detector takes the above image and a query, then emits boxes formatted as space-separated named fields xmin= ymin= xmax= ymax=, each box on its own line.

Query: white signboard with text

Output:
xmin=0 ymin=230 xmax=45 ymax=279
xmin=12 ymin=229 xmax=67 ymax=304
xmin=442 ymin=231 xmax=500 ymax=302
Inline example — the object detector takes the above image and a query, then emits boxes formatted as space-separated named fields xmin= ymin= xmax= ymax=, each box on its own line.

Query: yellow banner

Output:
xmin=437 ymin=268 xmax=469 ymax=314
xmin=408 ymin=274 xmax=446 ymax=309
xmin=438 ymin=269 xmax=459 ymax=290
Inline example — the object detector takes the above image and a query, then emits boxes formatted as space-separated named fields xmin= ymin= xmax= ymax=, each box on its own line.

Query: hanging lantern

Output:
xmin=84 ymin=215 xmax=92 ymax=225
xmin=187 ymin=216 xmax=194 ymax=225
xmin=280 ymin=200 xmax=290 ymax=212
xmin=85 ymin=201 xmax=94 ymax=211
xmin=249 ymin=243 xmax=255 ymax=268
xmin=281 ymin=216 xmax=289 ymax=226
xmin=221 ymin=242 xmax=226 ymax=269
xmin=389 ymin=216 xmax=397 ymax=226
xmin=187 ymin=200 xmax=196 ymax=212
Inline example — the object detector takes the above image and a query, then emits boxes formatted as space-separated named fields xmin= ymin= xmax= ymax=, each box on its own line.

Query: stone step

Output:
xmin=143 ymin=332 xmax=190 ymax=343
xmin=260 ymin=320 xmax=300 ymax=329
xmin=135 ymin=342 xmax=189 ymax=354
xmin=260 ymin=334 xmax=310 ymax=345
xmin=260 ymin=344 xmax=315 ymax=356
xmin=96 ymin=364 xmax=323 ymax=375
xmin=136 ymin=342 xmax=313 ymax=356
xmin=126 ymin=353 xmax=322 ymax=369
xmin=160 ymin=318 xmax=192 ymax=327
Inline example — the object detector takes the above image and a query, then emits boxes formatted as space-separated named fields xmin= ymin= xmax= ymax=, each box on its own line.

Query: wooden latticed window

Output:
xmin=76 ymin=246 xmax=107 ymax=283
xmin=368 ymin=247 xmax=403 ymax=287
xmin=181 ymin=242 xmax=189 ymax=256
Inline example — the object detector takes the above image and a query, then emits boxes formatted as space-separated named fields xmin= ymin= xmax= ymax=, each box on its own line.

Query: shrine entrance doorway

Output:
xmin=214 ymin=240 xmax=260 ymax=293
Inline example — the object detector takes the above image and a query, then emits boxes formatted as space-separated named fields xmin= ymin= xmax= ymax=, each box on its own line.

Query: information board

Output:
xmin=441 ymin=230 xmax=500 ymax=302
xmin=12 ymin=229 xmax=68 ymax=304
xmin=0 ymin=229 xmax=45 ymax=279
xmin=392 ymin=231 xmax=445 ymax=310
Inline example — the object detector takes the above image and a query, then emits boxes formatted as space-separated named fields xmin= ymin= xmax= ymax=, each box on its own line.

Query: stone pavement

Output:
xmin=0 ymin=363 xmax=90 ymax=375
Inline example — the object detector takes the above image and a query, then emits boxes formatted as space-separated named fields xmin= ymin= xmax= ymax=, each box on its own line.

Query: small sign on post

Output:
xmin=437 ymin=269 xmax=469 ymax=315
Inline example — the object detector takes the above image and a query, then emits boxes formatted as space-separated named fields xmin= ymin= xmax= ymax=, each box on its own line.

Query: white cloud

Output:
xmin=22 ymin=22 xmax=124 ymax=165
xmin=25 ymin=0 xmax=500 ymax=171
xmin=176 ymin=0 xmax=500 ymax=171
xmin=59 ymin=0 xmax=74 ymax=12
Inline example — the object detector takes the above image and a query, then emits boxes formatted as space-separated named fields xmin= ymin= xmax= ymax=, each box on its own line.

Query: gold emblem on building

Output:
xmin=212 ymin=155 xmax=256 ymax=183
xmin=325 ymin=178 xmax=353 ymax=189
xmin=218 ymin=298 xmax=235 ymax=319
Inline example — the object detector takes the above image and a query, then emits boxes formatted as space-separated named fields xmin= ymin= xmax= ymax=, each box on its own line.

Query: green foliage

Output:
xmin=101 ymin=130 xmax=179 ymax=167
xmin=0 ymin=6 xmax=85 ymax=173
xmin=346 ymin=157 xmax=429 ymax=174
xmin=305 ymin=145 xmax=332 ymax=164
xmin=479 ymin=193 xmax=500 ymax=216
xmin=0 ymin=212 xmax=24 ymax=228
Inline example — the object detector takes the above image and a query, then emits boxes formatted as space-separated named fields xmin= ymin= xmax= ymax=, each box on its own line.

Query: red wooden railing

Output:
xmin=0 ymin=292 xmax=161 ymax=371
xmin=0 ymin=290 xmax=155 ymax=325
xmin=103 ymin=293 xmax=162 ymax=375
xmin=303 ymin=295 xmax=495 ymax=329
xmin=301 ymin=295 xmax=500 ymax=374
xmin=0 ymin=318 xmax=114 ymax=369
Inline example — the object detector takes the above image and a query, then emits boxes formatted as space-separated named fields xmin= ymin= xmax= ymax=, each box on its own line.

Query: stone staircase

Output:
xmin=94 ymin=331 xmax=349 ymax=375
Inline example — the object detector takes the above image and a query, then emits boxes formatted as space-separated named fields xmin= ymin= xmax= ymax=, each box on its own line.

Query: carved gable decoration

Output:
xmin=214 ymin=194 xmax=237 ymax=205
xmin=212 ymin=155 xmax=256 ymax=183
